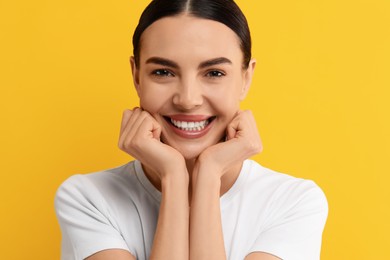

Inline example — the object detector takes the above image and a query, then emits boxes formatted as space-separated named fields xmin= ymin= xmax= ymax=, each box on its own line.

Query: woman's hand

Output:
xmin=189 ymin=110 xmax=261 ymax=260
xmin=118 ymin=108 xmax=186 ymax=180
xmin=196 ymin=110 xmax=263 ymax=178
xmin=118 ymin=108 xmax=190 ymax=260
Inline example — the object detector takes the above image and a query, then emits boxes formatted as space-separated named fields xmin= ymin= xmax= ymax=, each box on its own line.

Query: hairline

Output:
xmin=136 ymin=12 xmax=246 ymax=70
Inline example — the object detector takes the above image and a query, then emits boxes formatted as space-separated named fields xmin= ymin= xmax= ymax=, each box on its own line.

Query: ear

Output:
xmin=239 ymin=58 xmax=256 ymax=101
xmin=130 ymin=56 xmax=141 ymax=96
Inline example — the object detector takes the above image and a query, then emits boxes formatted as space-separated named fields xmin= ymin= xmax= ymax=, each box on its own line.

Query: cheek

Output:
xmin=209 ymin=83 xmax=242 ymax=114
xmin=215 ymin=95 xmax=238 ymax=110
xmin=139 ymin=92 xmax=161 ymax=113
xmin=138 ymin=84 xmax=171 ymax=113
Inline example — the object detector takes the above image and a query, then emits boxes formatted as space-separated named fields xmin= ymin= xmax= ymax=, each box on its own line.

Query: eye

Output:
xmin=205 ymin=70 xmax=225 ymax=78
xmin=152 ymin=69 xmax=174 ymax=77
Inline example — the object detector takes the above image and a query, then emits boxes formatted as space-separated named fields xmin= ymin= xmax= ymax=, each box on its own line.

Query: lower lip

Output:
xmin=168 ymin=120 xmax=214 ymax=139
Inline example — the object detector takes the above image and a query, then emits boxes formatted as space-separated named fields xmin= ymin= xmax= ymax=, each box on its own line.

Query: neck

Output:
xmin=219 ymin=161 xmax=244 ymax=196
xmin=185 ymin=158 xmax=196 ymax=176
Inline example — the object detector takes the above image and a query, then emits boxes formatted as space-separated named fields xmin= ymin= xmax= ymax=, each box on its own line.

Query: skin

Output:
xmin=87 ymin=14 xmax=280 ymax=260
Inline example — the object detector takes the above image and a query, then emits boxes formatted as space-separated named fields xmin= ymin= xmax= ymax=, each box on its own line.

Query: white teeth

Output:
xmin=170 ymin=119 xmax=209 ymax=131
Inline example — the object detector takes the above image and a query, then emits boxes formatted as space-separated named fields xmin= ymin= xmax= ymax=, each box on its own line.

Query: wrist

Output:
xmin=161 ymin=165 xmax=189 ymax=189
xmin=192 ymin=162 xmax=222 ymax=194
xmin=196 ymin=154 xmax=225 ymax=179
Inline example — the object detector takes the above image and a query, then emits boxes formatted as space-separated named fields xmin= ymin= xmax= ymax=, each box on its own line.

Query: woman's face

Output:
xmin=131 ymin=15 xmax=255 ymax=160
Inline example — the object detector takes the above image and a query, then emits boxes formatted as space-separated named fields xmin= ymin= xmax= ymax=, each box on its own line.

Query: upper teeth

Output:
xmin=171 ymin=119 xmax=209 ymax=131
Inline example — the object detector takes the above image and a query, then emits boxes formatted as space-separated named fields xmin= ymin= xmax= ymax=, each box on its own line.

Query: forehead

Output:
xmin=139 ymin=15 xmax=243 ymax=64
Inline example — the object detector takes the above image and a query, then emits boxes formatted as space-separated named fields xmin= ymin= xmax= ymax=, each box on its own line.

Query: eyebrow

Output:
xmin=198 ymin=57 xmax=232 ymax=69
xmin=145 ymin=57 xmax=233 ymax=70
xmin=145 ymin=57 xmax=179 ymax=69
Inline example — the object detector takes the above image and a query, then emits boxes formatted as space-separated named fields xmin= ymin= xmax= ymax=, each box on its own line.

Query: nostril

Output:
xmin=172 ymin=95 xmax=203 ymax=110
xmin=172 ymin=85 xmax=203 ymax=108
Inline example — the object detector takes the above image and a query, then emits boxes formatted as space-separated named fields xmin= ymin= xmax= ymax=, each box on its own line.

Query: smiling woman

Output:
xmin=54 ymin=0 xmax=328 ymax=260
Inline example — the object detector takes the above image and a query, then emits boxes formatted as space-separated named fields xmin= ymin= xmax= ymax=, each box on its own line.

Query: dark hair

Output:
xmin=132 ymin=0 xmax=251 ymax=69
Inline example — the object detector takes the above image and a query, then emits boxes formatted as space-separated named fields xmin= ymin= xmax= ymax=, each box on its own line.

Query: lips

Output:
xmin=163 ymin=115 xmax=215 ymax=139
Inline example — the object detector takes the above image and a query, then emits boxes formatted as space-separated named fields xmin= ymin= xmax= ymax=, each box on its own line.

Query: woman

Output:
xmin=55 ymin=0 xmax=328 ymax=259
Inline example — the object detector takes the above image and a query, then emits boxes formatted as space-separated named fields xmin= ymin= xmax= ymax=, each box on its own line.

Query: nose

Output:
xmin=172 ymin=78 xmax=203 ymax=110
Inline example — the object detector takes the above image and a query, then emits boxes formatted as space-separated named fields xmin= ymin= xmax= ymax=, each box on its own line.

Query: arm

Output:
xmin=190 ymin=110 xmax=263 ymax=260
xmin=150 ymin=165 xmax=189 ymax=260
xmin=190 ymin=171 xmax=281 ymax=260
xmin=189 ymin=163 xmax=226 ymax=259
xmin=118 ymin=108 xmax=189 ymax=260
xmin=246 ymin=252 xmax=281 ymax=260
xmin=86 ymin=249 xmax=136 ymax=260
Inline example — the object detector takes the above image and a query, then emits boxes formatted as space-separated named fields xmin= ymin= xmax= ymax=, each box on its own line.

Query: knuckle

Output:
xmin=123 ymin=138 xmax=132 ymax=150
xmin=242 ymin=109 xmax=251 ymax=116
xmin=245 ymin=140 xmax=262 ymax=154
xmin=254 ymin=142 xmax=263 ymax=153
xmin=122 ymin=109 xmax=131 ymax=116
xmin=254 ymin=143 xmax=263 ymax=153
xmin=118 ymin=141 xmax=123 ymax=150
xmin=141 ymin=110 xmax=152 ymax=119
xmin=128 ymin=137 xmax=142 ymax=150
xmin=124 ymin=138 xmax=133 ymax=149
xmin=119 ymin=137 xmax=142 ymax=157
xmin=140 ymin=110 xmax=149 ymax=118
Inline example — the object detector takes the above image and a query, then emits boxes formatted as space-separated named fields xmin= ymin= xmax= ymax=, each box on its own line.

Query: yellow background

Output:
xmin=1 ymin=0 xmax=389 ymax=259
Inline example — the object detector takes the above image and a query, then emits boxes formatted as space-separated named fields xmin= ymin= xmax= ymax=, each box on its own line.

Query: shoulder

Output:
xmin=243 ymin=160 xmax=328 ymax=217
xmin=242 ymin=160 xmax=328 ymax=260
xmin=54 ymin=161 xmax=140 ymax=216
xmin=54 ymin=160 xmax=163 ymax=229
xmin=54 ymin=161 xmax=145 ymax=259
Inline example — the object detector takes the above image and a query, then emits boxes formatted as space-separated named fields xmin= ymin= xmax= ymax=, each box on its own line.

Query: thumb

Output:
xmin=138 ymin=115 xmax=162 ymax=141
xmin=151 ymin=120 xmax=161 ymax=140
xmin=226 ymin=111 xmax=243 ymax=140
xmin=226 ymin=123 xmax=237 ymax=140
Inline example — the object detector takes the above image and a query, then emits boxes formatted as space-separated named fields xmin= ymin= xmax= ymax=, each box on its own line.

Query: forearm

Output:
xmin=150 ymin=170 xmax=190 ymax=260
xmin=190 ymin=167 xmax=226 ymax=260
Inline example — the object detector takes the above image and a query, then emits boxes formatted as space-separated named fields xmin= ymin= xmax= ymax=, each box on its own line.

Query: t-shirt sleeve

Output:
xmin=54 ymin=175 xmax=132 ymax=260
xmin=249 ymin=181 xmax=328 ymax=260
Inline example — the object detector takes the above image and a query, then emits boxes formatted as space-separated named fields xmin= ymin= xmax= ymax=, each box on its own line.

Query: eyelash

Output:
xmin=151 ymin=69 xmax=174 ymax=77
xmin=205 ymin=70 xmax=226 ymax=78
xmin=151 ymin=69 xmax=226 ymax=78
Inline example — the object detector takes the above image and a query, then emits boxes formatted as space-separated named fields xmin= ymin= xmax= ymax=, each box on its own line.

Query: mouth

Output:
xmin=163 ymin=115 xmax=216 ymax=138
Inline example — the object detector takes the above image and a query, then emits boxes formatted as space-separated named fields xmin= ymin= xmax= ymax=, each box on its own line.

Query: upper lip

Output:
xmin=164 ymin=114 xmax=214 ymax=122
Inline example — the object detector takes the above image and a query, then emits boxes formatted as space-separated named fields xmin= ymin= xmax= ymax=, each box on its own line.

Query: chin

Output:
xmin=182 ymin=151 xmax=202 ymax=161
xmin=173 ymin=145 xmax=205 ymax=161
xmin=161 ymin=130 xmax=224 ymax=162
xmin=161 ymin=138 xmax=207 ymax=161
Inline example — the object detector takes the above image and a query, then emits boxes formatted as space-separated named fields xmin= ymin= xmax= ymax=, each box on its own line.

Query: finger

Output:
xmin=121 ymin=110 xmax=162 ymax=153
xmin=122 ymin=115 xmax=161 ymax=161
xmin=121 ymin=109 xmax=149 ymax=146
xmin=119 ymin=108 xmax=144 ymax=147
xmin=227 ymin=110 xmax=262 ymax=154
xmin=120 ymin=107 xmax=142 ymax=135
xmin=233 ymin=110 xmax=255 ymax=134
xmin=118 ymin=109 xmax=136 ymax=149
xmin=135 ymin=113 xmax=161 ymax=141
xmin=240 ymin=110 xmax=263 ymax=153
xmin=119 ymin=109 xmax=133 ymax=136
xmin=226 ymin=122 xmax=238 ymax=140
xmin=226 ymin=111 xmax=245 ymax=140
xmin=243 ymin=110 xmax=258 ymax=131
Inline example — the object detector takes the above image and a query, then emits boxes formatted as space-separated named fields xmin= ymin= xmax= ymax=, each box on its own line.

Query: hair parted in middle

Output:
xmin=132 ymin=0 xmax=252 ymax=69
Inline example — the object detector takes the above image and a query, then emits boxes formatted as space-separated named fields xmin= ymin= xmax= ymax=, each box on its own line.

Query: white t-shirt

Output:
xmin=55 ymin=160 xmax=328 ymax=260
